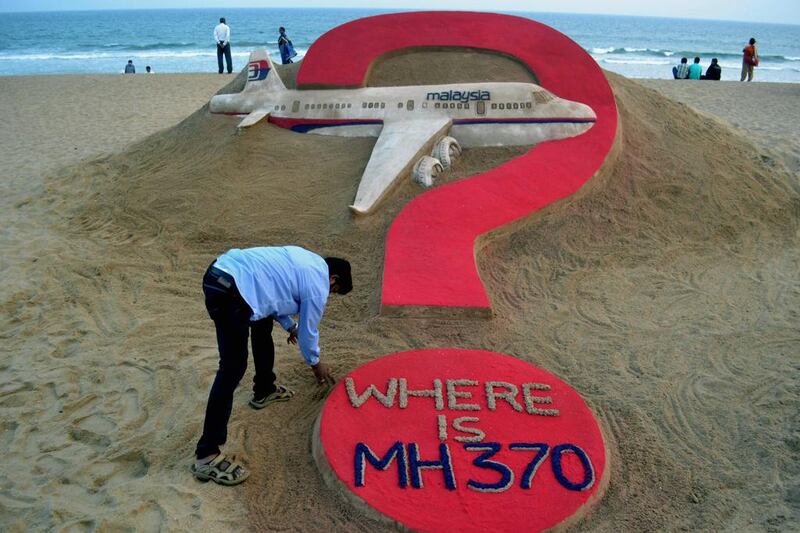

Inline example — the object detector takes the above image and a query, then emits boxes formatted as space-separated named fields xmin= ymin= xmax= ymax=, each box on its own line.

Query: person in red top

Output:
xmin=741 ymin=37 xmax=758 ymax=82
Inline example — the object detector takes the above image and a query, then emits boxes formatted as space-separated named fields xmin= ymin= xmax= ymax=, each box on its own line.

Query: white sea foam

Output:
xmin=0 ymin=48 xmax=308 ymax=62
xmin=600 ymin=58 xmax=672 ymax=66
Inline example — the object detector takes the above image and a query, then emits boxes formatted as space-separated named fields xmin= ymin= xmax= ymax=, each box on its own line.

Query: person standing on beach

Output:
xmin=688 ymin=57 xmax=703 ymax=80
xmin=278 ymin=27 xmax=296 ymax=65
xmin=124 ymin=60 xmax=135 ymax=74
xmin=673 ymin=57 xmax=690 ymax=79
xmin=214 ymin=17 xmax=233 ymax=74
xmin=741 ymin=37 xmax=758 ymax=82
xmin=190 ymin=246 xmax=352 ymax=486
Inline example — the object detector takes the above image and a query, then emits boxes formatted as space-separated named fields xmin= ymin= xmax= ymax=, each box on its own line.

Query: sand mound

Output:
xmin=3 ymin=51 xmax=798 ymax=531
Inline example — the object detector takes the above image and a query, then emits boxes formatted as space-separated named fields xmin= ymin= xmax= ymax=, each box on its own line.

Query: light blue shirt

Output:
xmin=688 ymin=63 xmax=703 ymax=80
xmin=214 ymin=246 xmax=329 ymax=366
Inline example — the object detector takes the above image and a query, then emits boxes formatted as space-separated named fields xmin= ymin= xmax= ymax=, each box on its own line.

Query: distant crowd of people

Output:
xmin=672 ymin=37 xmax=759 ymax=81
xmin=124 ymin=16 xmax=296 ymax=75
xmin=123 ymin=60 xmax=152 ymax=74
xmin=672 ymin=56 xmax=721 ymax=80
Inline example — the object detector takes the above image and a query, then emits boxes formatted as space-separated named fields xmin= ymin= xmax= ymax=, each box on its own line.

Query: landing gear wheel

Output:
xmin=413 ymin=156 xmax=444 ymax=187
xmin=432 ymin=136 xmax=462 ymax=169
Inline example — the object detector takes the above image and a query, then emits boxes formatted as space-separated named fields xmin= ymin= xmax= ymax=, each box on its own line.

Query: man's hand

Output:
xmin=287 ymin=325 xmax=298 ymax=345
xmin=311 ymin=362 xmax=335 ymax=386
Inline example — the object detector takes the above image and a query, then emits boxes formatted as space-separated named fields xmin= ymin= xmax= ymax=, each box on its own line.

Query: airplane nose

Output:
xmin=572 ymin=101 xmax=596 ymax=120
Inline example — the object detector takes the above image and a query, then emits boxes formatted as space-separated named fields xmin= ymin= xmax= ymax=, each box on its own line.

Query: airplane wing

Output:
xmin=237 ymin=110 xmax=270 ymax=129
xmin=350 ymin=117 xmax=452 ymax=215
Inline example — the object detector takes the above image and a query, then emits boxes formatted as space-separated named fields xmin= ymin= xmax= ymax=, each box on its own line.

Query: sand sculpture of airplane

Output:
xmin=210 ymin=49 xmax=597 ymax=215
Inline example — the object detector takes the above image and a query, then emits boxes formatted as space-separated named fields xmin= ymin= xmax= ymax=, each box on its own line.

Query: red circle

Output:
xmin=316 ymin=349 xmax=608 ymax=532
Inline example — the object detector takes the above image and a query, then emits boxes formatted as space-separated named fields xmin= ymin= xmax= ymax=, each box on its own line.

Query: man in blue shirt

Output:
xmin=191 ymin=246 xmax=352 ymax=485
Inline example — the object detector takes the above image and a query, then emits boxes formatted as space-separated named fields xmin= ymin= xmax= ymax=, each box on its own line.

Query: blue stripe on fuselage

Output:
xmin=290 ymin=120 xmax=383 ymax=133
xmin=289 ymin=117 xmax=595 ymax=133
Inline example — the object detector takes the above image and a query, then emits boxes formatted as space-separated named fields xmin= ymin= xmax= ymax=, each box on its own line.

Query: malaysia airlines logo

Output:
xmin=248 ymin=60 xmax=270 ymax=81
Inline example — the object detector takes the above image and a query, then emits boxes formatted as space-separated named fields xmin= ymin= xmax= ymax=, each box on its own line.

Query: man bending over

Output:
xmin=191 ymin=246 xmax=352 ymax=485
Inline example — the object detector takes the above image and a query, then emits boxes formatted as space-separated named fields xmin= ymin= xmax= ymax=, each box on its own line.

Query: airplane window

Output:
xmin=362 ymin=102 xmax=367 ymax=108
xmin=499 ymin=103 xmax=505 ymax=110
xmin=406 ymin=99 xmax=414 ymax=111
xmin=513 ymin=103 xmax=519 ymax=109
xmin=434 ymin=103 xmax=440 ymax=109
xmin=274 ymin=105 xmax=279 ymax=111
xmin=476 ymin=101 xmax=486 ymax=115
xmin=380 ymin=103 xmax=385 ymax=109
xmin=397 ymin=102 xmax=403 ymax=108
xmin=281 ymin=105 xmax=286 ymax=111
xmin=457 ymin=103 xmax=462 ymax=109
xmin=491 ymin=103 xmax=497 ymax=109
xmin=422 ymin=102 xmax=428 ymax=108
xmin=450 ymin=103 xmax=456 ymax=109
xmin=304 ymin=104 xmax=309 ymax=110
xmin=335 ymin=103 xmax=340 ymax=109
xmin=526 ymin=102 xmax=532 ymax=108
xmin=368 ymin=102 xmax=374 ymax=108
xmin=292 ymin=101 xmax=299 ymax=112
xmin=465 ymin=103 xmax=469 ymax=109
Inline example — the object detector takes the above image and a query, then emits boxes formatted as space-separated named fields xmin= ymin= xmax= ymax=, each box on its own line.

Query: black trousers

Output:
xmin=195 ymin=264 xmax=277 ymax=459
xmin=217 ymin=43 xmax=232 ymax=73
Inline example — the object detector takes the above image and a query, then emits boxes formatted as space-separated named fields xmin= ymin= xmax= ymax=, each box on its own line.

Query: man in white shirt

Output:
xmin=214 ymin=17 xmax=232 ymax=74
xmin=191 ymin=246 xmax=352 ymax=485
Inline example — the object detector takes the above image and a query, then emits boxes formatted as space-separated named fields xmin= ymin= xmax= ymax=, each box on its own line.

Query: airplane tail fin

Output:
xmin=244 ymin=49 xmax=286 ymax=92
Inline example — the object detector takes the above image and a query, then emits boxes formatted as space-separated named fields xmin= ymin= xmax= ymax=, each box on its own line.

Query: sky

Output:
xmin=2 ymin=0 xmax=799 ymax=25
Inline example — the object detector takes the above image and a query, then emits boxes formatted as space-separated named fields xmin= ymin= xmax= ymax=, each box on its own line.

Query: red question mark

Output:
xmin=297 ymin=12 xmax=618 ymax=316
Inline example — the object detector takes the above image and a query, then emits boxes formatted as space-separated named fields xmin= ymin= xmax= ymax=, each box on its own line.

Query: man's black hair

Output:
xmin=711 ymin=58 xmax=718 ymax=64
xmin=749 ymin=37 xmax=756 ymax=45
xmin=279 ymin=26 xmax=286 ymax=32
xmin=694 ymin=57 xmax=700 ymax=63
xmin=325 ymin=257 xmax=352 ymax=295
xmin=220 ymin=17 xmax=226 ymax=23
xmin=681 ymin=57 xmax=688 ymax=63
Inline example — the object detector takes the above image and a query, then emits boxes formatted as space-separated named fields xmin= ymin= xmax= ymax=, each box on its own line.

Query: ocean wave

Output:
xmin=586 ymin=46 xmax=800 ymax=62
xmin=593 ymin=57 xmax=798 ymax=72
xmin=0 ymin=47 xmax=307 ymax=62
xmin=599 ymin=58 xmax=672 ymax=66
xmin=98 ymin=42 xmax=195 ymax=50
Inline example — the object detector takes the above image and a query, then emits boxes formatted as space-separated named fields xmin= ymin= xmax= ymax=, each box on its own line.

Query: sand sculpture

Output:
xmin=296 ymin=11 xmax=618 ymax=318
xmin=279 ymin=11 xmax=614 ymax=532
xmin=313 ymin=349 xmax=608 ymax=532
xmin=210 ymin=50 xmax=596 ymax=215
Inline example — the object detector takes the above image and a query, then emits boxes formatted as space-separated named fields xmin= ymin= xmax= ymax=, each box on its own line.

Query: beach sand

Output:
xmin=0 ymin=55 xmax=798 ymax=532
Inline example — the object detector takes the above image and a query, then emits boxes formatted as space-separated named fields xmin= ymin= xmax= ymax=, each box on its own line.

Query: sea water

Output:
xmin=3 ymin=8 xmax=799 ymax=82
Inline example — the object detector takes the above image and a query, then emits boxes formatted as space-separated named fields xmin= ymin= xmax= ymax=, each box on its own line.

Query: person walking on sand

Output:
xmin=214 ymin=17 xmax=233 ymax=74
xmin=191 ymin=246 xmax=352 ymax=486
xmin=741 ymin=37 xmax=758 ymax=82
xmin=124 ymin=59 xmax=135 ymax=74
xmin=688 ymin=57 xmax=703 ymax=80
xmin=278 ymin=27 xmax=297 ymax=65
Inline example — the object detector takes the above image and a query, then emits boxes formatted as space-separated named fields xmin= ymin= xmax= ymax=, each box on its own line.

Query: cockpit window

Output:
xmin=533 ymin=90 xmax=554 ymax=105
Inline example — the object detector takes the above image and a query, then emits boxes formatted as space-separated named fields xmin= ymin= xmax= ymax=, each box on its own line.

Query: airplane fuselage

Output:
xmin=210 ymin=82 xmax=596 ymax=147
